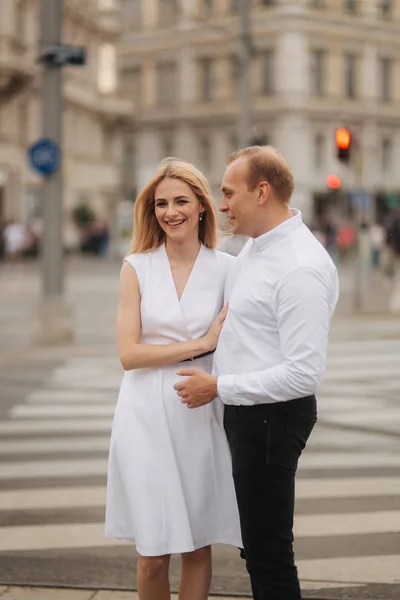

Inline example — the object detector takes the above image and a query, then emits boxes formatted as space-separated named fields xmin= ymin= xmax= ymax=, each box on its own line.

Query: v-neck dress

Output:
xmin=105 ymin=244 xmax=242 ymax=556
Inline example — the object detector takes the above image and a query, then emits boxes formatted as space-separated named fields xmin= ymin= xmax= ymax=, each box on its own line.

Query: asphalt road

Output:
xmin=0 ymin=258 xmax=400 ymax=599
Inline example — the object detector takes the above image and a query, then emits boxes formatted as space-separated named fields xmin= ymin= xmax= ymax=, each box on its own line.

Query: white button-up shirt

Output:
xmin=213 ymin=209 xmax=339 ymax=405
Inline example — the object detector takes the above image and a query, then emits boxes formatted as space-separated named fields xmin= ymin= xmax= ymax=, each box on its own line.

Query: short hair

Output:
xmin=129 ymin=158 xmax=218 ymax=254
xmin=227 ymin=145 xmax=295 ymax=203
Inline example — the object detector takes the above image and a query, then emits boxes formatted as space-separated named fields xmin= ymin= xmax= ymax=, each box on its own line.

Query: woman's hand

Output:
xmin=203 ymin=303 xmax=229 ymax=352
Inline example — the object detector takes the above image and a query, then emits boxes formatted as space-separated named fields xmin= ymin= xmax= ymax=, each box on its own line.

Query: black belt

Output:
xmin=180 ymin=350 xmax=215 ymax=362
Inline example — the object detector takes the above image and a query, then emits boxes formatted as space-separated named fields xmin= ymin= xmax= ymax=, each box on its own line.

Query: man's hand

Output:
xmin=174 ymin=369 xmax=218 ymax=409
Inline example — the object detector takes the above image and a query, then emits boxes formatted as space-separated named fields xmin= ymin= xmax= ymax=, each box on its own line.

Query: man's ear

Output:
xmin=258 ymin=181 xmax=271 ymax=206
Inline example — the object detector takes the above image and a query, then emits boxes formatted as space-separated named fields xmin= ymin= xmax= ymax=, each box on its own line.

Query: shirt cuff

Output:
xmin=217 ymin=374 xmax=238 ymax=405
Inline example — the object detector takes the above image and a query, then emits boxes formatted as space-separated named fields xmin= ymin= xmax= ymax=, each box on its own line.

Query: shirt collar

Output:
xmin=253 ymin=209 xmax=302 ymax=252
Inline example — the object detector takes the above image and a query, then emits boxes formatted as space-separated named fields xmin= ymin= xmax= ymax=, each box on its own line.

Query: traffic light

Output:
xmin=326 ymin=174 xmax=341 ymax=190
xmin=335 ymin=128 xmax=351 ymax=163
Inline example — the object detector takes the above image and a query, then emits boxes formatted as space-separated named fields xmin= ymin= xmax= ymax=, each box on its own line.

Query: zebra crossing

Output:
xmin=0 ymin=318 xmax=399 ymax=594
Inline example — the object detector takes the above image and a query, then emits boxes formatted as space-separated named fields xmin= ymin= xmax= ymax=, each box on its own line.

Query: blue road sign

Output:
xmin=28 ymin=138 xmax=61 ymax=177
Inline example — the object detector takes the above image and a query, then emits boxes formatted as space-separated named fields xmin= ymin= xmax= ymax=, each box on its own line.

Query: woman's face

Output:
xmin=154 ymin=177 xmax=205 ymax=242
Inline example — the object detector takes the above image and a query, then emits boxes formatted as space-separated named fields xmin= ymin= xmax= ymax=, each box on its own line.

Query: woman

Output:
xmin=105 ymin=158 xmax=242 ymax=600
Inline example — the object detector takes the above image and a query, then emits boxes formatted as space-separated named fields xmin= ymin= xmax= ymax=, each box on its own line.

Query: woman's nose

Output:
xmin=165 ymin=204 xmax=178 ymax=216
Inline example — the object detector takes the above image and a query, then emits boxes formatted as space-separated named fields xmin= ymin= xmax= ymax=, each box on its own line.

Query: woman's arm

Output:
xmin=117 ymin=262 xmax=223 ymax=371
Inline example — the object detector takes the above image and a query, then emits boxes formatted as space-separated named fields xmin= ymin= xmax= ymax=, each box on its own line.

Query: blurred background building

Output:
xmin=0 ymin=0 xmax=131 ymax=250
xmin=119 ymin=0 xmax=400 ymax=226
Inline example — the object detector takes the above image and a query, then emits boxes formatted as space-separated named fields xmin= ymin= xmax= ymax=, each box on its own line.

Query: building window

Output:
xmin=122 ymin=0 xmax=141 ymax=31
xmin=98 ymin=0 xmax=117 ymax=9
xmin=310 ymin=49 xmax=326 ymax=97
xmin=158 ymin=0 xmax=178 ymax=27
xmin=344 ymin=0 xmax=357 ymax=13
xmin=261 ymin=0 xmax=275 ymax=6
xmin=261 ymin=50 xmax=275 ymax=95
xmin=343 ymin=53 xmax=357 ymax=99
xmin=98 ymin=44 xmax=117 ymax=94
xmin=156 ymin=62 xmax=177 ymax=105
xmin=310 ymin=0 xmax=326 ymax=7
xmin=199 ymin=58 xmax=213 ymax=101
xmin=379 ymin=0 xmax=392 ymax=18
xmin=314 ymin=133 xmax=325 ymax=170
xmin=230 ymin=55 xmax=239 ymax=95
xmin=230 ymin=133 xmax=238 ymax=153
xmin=122 ymin=66 xmax=142 ymax=107
xmin=380 ymin=57 xmax=393 ymax=102
xmin=231 ymin=0 xmax=239 ymax=12
xmin=199 ymin=136 xmax=212 ymax=173
xmin=203 ymin=0 xmax=213 ymax=17
xmin=161 ymin=131 xmax=174 ymax=159
xmin=381 ymin=138 xmax=393 ymax=173
xmin=15 ymin=0 xmax=26 ymax=44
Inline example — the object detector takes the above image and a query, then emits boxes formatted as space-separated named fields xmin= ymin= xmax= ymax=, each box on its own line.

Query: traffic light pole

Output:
xmin=353 ymin=147 xmax=370 ymax=313
xmin=35 ymin=0 xmax=73 ymax=343
xmin=42 ymin=0 xmax=63 ymax=297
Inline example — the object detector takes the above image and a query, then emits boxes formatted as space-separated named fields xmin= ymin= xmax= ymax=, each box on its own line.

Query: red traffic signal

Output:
xmin=326 ymin=174 xmax=341 ymax=189
xmin=335 ymin=128 xmax=351 ymax=163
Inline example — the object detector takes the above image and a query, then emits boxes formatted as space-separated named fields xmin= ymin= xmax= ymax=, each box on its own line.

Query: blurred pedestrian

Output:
xmin=369 ymin=222 xmax=385 ymax=269
xmin=386 ymin=208 xmax=400 ymax=275
xmin=105 ymin=158 xmax=242 ymax=600
xmin=175 ymin=146 xmax=339 ymax=600
xmin=2 ymin=219 xmax=25 ymax=266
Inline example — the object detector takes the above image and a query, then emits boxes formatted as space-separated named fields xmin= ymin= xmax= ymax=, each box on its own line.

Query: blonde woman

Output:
xmin=105 ymin=159 xmax=242 ymax=600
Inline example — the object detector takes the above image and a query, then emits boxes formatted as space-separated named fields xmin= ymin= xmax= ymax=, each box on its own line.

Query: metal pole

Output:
xmin=41 ymin=0 xmax=63 ymax=296
xmin=237 ymin=0 xmax=251 ymax=149
xmin=36 ymin=0 xmax=73 ymax=343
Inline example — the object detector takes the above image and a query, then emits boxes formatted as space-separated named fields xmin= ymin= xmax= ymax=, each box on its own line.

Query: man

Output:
xmin=174 ymin=146 xmax=339 ymax=600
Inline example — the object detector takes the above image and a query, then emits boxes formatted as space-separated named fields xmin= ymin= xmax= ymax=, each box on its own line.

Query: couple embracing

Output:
xmin=105 ymin=145 xmax=339 ymax=600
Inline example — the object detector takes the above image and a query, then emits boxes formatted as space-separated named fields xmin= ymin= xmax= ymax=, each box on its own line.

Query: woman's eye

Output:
xmin=155 ymin=202 xmax=166 ymax=207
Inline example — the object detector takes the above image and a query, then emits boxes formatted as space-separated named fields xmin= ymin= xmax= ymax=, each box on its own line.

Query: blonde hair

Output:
xmin=129 ymin=158 xmax=218 ymax=254
xmin=227 ymin=145 xmax=295 ymax=203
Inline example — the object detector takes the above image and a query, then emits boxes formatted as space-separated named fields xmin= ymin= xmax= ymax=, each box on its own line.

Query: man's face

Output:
xmin=220 ymin=157 xmax=260 ymax=237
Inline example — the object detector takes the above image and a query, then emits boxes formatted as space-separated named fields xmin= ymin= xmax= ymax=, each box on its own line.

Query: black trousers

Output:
xmin=224 ymin=395 xmax=317 ymax=600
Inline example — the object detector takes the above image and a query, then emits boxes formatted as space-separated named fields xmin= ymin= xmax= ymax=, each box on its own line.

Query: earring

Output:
xmin=200 ymin=213 xmax=203 ymax=221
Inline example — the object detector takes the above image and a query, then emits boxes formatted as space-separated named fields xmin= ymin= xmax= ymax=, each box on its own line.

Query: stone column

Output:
xmin=274 ymin=30 xmax=312 ymax=220
xmin=142 ymin=0 xmax=158 ymax=30
xmin=275 ymin=30 xmax=308 ymax=109
xmin=136 ymin=130 xmax=161 ymax=189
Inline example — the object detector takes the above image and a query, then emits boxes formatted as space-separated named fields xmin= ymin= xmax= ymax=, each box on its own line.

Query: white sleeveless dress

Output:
xmin=105 ymin=244 xmax=242 ymax=556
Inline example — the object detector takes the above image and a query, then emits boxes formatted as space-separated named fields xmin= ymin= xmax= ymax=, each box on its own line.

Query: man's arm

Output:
xmin=217 ymin=266 xmax=337 ymax=405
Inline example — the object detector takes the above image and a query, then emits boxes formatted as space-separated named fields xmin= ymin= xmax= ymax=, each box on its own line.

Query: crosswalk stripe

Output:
xmin=1 ymin=510 xmax=399 ymax=552
xmin=0 ymin=437 xmax=110 ymax=454
xmin=300 ymin=452 xmax=400 ymax=469
xmin=326 ymin=353 xmax=400 ymax=367
xmin=324 ymin=365 xmax=400 ymax=380
xmin=27 ymin=390 xmax=115 ymax=404
xmin=0 ymin=419 xmax=113 ymax=435
xmin=294 ymin=510 xmax=400 ymax=537
xmin=296 ymin=477 xmax=400 ymax=499
xmin=1 ymin=451 xmax=400 ymax=477
xmin=297 ymin=554 xmax=400 ymax=585
xmin=10 ymin=405 xmax=115 ymax=418
xmin=0 ymin=487 xmax=106 ymax=510
xmin=0 ymin=459 xmax=108 ymax=479
xmin=1 ymin=477 xmax=399 ymax=511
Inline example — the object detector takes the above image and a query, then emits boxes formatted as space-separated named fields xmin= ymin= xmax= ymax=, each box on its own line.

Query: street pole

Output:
xmin=42 ymin=0 xmax=63 ymax=296
xmin=353 ymin=141 xmax=370 ymax=314
xmin=36 ymin=0 xmax=73 ymax=343
xmin=237 ymin=0 xmax=251 ymax=149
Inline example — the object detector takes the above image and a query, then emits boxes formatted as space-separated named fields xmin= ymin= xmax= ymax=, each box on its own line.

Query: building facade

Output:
xmin=119 ymin=0 xmax=400 ymax=224
xmin=0 ymin=0 xmax=132 ymax=248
